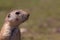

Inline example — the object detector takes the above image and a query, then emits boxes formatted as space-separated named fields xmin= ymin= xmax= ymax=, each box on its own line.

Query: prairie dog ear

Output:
xmin=7 ymin=14 xmax=10 ymax=18
xmin=5 ymin=14 xmax=10 ymax=22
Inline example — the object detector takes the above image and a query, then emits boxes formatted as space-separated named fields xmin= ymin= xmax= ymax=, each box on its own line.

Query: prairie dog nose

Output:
xmin=27 ymin=14 xmax=30 ymax=17
xmin=15 ymin=11 xmax=20 ymax=15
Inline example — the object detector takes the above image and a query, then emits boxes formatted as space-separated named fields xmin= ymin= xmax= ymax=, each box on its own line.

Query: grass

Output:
xmin=0 ymin=0 xmax=60 ymax=40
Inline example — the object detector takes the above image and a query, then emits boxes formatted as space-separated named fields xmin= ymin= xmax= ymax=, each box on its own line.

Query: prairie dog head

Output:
xmin=5 ymin=10 xmax=30 ymax=26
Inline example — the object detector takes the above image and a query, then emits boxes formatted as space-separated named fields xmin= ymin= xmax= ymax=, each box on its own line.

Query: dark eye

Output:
xmin=8 ymin=14 xmax=10 ymax=18
xmin=15 ymin=12 xmax=20 ymax=15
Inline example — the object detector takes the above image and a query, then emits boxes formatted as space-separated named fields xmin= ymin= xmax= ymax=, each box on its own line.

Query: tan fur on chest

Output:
xmin=0 ymin=22 xmax=21 ymax=40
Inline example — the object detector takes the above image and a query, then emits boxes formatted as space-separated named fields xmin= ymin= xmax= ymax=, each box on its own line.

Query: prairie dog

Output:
xmin=0 ymin=10 xmax=30 ymax=40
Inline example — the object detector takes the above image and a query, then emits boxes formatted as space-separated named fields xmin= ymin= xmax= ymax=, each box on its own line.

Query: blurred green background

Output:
xmin=0 ymin=0 xmax=60 ymax=40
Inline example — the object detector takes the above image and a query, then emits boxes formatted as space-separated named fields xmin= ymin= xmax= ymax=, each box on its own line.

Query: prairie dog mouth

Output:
xmin=16 ymin=18 xmax=19 ymax=21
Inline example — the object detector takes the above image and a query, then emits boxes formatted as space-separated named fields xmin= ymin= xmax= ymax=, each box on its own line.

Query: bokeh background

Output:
xmin=0 ymin=0 xmax=60 ymax=40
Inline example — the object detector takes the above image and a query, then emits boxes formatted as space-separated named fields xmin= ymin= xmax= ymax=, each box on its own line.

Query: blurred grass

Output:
xmin=0 ymin=0 xmax=60 ymax=40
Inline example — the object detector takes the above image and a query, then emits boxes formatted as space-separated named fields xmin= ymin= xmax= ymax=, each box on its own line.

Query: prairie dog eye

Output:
xmin=8 ymin=14 xmax=10 ymax=18
xmin=15 ymin=11 xmax=20 ymax=15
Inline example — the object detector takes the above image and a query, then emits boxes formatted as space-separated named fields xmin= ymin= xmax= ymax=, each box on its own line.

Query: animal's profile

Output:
xmin=0 ymin=10 xmax=30 ymax=40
